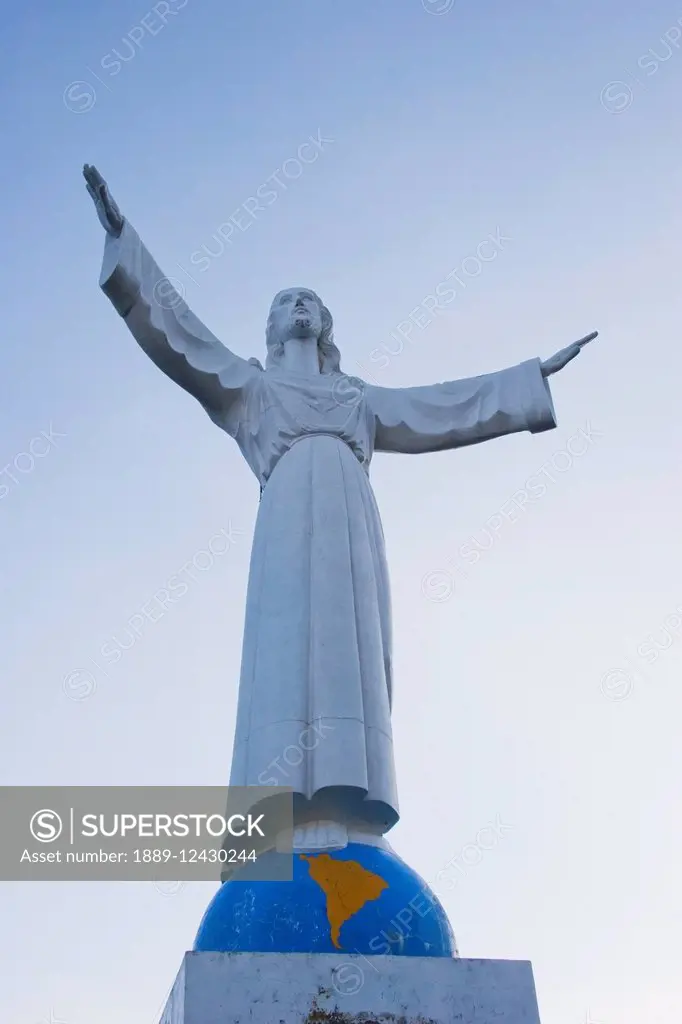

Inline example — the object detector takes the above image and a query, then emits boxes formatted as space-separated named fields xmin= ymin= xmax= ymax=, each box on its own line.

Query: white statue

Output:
xmin=85 ymin=165 xmax=597 ymax=845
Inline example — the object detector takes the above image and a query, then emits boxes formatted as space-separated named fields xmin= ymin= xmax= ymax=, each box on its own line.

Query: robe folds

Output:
xmin=101 ymin=221 xmax=557 ymax=833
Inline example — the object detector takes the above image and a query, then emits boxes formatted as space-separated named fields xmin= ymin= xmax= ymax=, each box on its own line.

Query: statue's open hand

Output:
xmin=541 ymin=331 xmax=598 ymax=378
xmin=83 ymin=164 xmax=124 ymax=237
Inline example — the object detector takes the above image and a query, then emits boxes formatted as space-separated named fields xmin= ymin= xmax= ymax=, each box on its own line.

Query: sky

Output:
xmin=1 ymin=0 xmax=682 ymax=1021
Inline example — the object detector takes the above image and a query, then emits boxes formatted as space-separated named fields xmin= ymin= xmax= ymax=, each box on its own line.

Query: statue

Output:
xmin=84 ymin=164 xmax=597 ymax=850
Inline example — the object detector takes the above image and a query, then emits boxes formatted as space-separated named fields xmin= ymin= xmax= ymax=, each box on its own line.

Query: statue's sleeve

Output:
xmin=366 ymin=359 xmax=557 ymax=454
xmin=99 ymin=220 xmax=256 ymax=428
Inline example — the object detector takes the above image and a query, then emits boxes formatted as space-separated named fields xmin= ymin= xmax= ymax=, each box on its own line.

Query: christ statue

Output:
xmin=84 ymin=164 xmax=597 ymax=850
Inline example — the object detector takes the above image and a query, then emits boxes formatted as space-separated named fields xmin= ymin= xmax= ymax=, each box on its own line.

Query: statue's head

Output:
xmin=265 ymin=287 xmax=341 ymax=373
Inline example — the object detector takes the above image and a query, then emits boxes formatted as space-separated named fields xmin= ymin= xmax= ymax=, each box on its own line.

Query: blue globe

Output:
xmin=194 ymin=842 xmax=456 ymax=957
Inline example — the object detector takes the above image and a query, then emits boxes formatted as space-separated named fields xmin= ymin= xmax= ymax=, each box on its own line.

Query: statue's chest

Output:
xmin=259 ymin=373 xmax=369 ymax=441
xmin=236 ymin=373 xmax=374 ymax=486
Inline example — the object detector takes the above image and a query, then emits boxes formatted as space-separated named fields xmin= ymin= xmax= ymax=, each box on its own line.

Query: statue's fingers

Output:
xmin=83 ymin=164 xmax=100 ymax=186
xmin=576 ymin=331 xmax=598 ymax=347
xmin=85 ymin=173 xmax=105 ymax=200
xmin=88 ymin=166 xmax=106 ymax=191
xmin=98 ymin=185 xmax=115 ymax=212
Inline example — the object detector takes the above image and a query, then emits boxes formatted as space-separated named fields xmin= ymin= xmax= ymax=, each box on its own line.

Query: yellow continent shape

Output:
xmin=300 ymin=853 xmax=389 ymax=949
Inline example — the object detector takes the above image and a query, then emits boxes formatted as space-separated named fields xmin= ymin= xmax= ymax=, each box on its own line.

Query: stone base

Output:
xmin=160 ymin=951 xmax=542 ymax=1023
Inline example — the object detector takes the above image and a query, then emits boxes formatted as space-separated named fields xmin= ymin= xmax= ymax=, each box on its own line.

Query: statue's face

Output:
xmin=270 ymin=287 xmax=323 ymax=342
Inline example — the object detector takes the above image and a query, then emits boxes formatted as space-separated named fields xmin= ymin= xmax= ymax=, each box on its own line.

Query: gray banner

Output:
xmin=0 ymin=787 xmax=293 ymax=880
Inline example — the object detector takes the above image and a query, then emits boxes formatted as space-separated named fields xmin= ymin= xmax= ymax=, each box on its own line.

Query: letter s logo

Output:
xmin=30 ymin=809 xmax=63 ymax=843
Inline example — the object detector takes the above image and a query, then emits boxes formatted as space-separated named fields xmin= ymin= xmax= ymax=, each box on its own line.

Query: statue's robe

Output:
xmin=101 ymin=222 xmax=557 ymax=834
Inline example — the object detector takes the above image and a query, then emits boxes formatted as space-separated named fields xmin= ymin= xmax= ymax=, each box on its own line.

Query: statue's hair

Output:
xmin=265 ymin=290 xmax=341 ymax=373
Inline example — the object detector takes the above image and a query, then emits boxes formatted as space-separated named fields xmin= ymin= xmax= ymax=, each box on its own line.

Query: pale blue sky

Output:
xmin=2 ymin=1 xmax=682 ymax=1022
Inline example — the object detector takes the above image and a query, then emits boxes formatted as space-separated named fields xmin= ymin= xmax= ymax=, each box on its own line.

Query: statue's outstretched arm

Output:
xmin=367 ymin=358 xmax=558 ymax=455
xmin=366 ymin=330 xmax=597 ymax=454
xmin=84 ymin=165 xmax=255 ymax=422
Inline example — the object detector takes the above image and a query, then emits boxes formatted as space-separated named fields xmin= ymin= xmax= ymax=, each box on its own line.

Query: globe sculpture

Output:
xmin=194 ymin=842 xmax=456 ymax=958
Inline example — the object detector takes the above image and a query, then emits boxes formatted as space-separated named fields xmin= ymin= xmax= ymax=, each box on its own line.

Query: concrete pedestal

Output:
xmin=160 ymin=951 xmax=542 ymax=1023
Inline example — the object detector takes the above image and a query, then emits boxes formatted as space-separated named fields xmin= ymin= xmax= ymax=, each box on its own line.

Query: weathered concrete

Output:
xmin=159 ymin=951 xmax=542 ymax=1024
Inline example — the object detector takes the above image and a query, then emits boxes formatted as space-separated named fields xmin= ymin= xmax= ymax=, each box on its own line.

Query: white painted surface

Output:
xmin=100 ymin=221 xmax=557 ymax=836
xmin=159 ymin=951 xmax=542 ymax=1024
xmin=275 ymin=820 xmax=391 ymax=852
